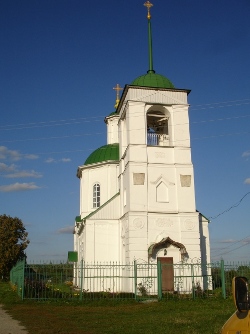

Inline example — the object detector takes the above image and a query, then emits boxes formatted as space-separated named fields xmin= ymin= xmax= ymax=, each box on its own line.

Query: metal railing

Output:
xmin=9 ymin=260 xmax=250 ymax=301
xmin=147 ymin=133 xmax=169 ymax=146
xmin=9 ymin=259 xmax=25 ymax=299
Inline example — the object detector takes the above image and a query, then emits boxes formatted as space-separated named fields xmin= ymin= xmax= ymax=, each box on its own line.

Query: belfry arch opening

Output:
xmin=146 ymin=108 xmax=170 ymax=146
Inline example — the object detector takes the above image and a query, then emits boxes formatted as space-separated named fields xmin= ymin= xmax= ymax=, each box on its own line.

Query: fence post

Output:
xmin=191 ymin=264 xmax=195 ymax=300
xmin=10 ymin=267 xmax=13 ymax=283
xmin=220 ymin=259 xmax=226 ymax=299
xmin=134 ymin=261 xmax=137 ymax=300
xmin=157 ymin=260 xmax=162 ymax=300
xmin=80 ymin=259 xmax=83 ymax=301
xmin=21 ymin=260 xmax=25 ymax=300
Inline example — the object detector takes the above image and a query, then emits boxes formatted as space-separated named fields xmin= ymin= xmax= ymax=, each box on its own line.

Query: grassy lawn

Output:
xmin=0 ymin=281 xmax=235 ymax=334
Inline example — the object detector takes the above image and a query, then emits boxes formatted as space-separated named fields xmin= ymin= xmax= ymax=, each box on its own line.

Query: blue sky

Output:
xmin=0 ymin=0 xmax=249 ymax=262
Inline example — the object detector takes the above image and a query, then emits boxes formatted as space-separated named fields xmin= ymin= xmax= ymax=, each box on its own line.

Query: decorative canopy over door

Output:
xmin=148 ymin=237 xmax=188 ymax=260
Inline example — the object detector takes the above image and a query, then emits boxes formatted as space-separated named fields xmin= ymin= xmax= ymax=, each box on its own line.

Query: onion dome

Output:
xmin=132 ymin=71 xmax=174 ymax=89
xmin=84 ymin=144 xmax=119 ymax=166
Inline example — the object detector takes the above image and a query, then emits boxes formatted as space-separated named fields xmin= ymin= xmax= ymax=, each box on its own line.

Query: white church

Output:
xmin=73 ymin=2 xmax=210 ymax=292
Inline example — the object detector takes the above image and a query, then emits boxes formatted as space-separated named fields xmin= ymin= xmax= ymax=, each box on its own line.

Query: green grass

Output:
xmin=0 ymin=281 xmax=235 ymax=334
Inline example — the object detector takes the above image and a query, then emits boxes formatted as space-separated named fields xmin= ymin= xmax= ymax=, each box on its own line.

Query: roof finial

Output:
xmin=144 ymin=1 xmax=153 ymax=20
xmin=113 ymin=84 xmax=123 ymax=109
xmin=144 ymin=1 xmax=154 ymax=73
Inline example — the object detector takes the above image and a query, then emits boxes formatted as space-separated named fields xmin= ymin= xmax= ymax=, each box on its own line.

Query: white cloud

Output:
xmin=45 ymin=158 xmax=71 ymax=164
xmin=217 ymin=238 xmax=250 ymax=247
xmin=220 ymin=239 xmax=236 ymax=244
xmin=57 ymin=226 xmax=74 ymax=234
xmin=0 ymin=146 xmax=21 ymax=161
xmin=0 ymin=182 xmax=41 ymax=192
xmin=45 ymin=157 xmax=71 ymax=163
xmin=5 ymin=170 xmax=42 ymax=178
xmin=0 ymin=163 xmax=42 ymax=179
xmin=242 ymin=151 xmax=250 ymax=158
xmin=45 ymin=158 xmax=56 ymax=163
xmin=0 ymin=163 xmax=16 ymax=172
xmin=23 ymin=222 xmax=33 ymax=227
xmin=244 ymin=178 xmax=250 ymax=184
xmin=24 ymin=154 xmax=39 ymax=160
xmin=0 ymin=146 xmax=39 ymax=161
xmin=242 ymin=238 xmax=250 ymax=244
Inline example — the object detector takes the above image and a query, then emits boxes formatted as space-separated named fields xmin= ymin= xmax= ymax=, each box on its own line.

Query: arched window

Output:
xmin=93 ymin=183 xmax=100 ymax=208
xmin=147 ymin=110 xmax=169 ymax=146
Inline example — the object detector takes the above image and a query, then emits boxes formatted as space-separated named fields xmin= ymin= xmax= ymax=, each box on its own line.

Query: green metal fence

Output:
xmin=9 ymin=260 xmax=250 ymax=301
xmin=9 ymin=259 xmax=25 ymax=299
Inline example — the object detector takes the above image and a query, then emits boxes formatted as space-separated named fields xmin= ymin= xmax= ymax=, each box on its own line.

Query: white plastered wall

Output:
xmin=117 ymin=87 xmax=205 ymax=264
xmin=84 ymin=220 xmax=120 ymax=263
xmin=79 ymin=163 xmax=119 ymax=218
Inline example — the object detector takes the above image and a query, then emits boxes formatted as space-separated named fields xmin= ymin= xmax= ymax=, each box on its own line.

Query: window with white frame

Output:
xmin=93 ymin=183 xmax=100 ymax=208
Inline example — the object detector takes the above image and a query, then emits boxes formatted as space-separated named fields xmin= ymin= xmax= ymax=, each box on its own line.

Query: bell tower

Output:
xmin=74 ymin=2 xmax=210 ymax=272
xmin=116 ymin=1 xmax=209 ymax=265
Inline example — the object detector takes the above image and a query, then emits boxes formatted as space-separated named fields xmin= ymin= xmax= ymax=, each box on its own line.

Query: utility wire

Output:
xmin=0 ymin=98 xmax=250 ymax=131
xmin=190 ymin=99 xmax=250 ymax=111
xmin=0 ymin=118 xmax=103 ymax=131
xmin=1 ymin=113 xmax=250 ymax=133
xmin=191 ymin=114 xmax=250 ymax=125
xmin=212 ymin=241 xmax=250 ymax=258
xmin=211 ymin=234 xmax=250 ymax=254
xmin=190 ymin=98 xmax=250 ymax=108
xmin=1 ymin=129 xmax=249 ymax=145
xmin=0 ymin=132 xmax=105 ymax=143
xmin=209 ymin=192 xmax=250 ymax=220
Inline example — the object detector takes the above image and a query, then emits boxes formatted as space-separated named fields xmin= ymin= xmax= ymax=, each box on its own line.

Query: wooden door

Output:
xmin=158 ymin=257 xmax=174 ymax=292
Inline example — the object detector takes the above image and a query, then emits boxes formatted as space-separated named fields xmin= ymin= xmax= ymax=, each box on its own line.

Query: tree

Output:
xmin=0 ymin=214 xmax=29 ymax=279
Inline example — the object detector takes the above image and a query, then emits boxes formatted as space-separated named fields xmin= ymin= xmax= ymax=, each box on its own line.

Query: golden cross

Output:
xmin=113 ymin=84 xmax=123 ymax=101
xmin=144 ymin=1 xmax=153 ymax=19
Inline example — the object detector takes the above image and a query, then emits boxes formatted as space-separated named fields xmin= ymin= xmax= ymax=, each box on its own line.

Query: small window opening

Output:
xmin=93 ymin=183 xmax=100 ymax=208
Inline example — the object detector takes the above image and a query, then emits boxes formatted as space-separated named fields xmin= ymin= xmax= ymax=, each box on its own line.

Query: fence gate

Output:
xmin=158 ymin=257 xmax=174 ymax=292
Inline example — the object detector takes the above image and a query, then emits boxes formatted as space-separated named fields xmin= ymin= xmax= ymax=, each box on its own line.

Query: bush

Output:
xmin=24 ymin=279 xmax=49 ymax=298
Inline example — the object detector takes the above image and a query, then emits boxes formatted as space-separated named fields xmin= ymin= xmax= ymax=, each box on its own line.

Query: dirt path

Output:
xmin=0 ymin=305 xmax=28 ymax=334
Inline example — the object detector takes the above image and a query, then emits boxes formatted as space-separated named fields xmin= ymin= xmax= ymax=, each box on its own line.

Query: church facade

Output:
xmin=74 ymin=2 xmax=210 ymax=290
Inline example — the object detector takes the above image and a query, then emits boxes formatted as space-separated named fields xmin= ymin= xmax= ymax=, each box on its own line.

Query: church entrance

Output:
xmin=158 ymin=257 xmax=174 ymax=292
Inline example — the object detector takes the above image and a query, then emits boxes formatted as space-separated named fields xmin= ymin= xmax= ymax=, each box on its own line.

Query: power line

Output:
xmin=1 ymin=129 xmax=250 ymax=145
xmin=191 ymin=98 xmax=250 ymax=107
xmin=0 ymin=117 xmax=103 ymax=131
xmin=190 ymin=99 xmax=250 ymax=111
xmin=191 ymin=114 xmax=250 ymax=125
xmin=1 ymin=112 xmax=250 ymax=133
xmin=212 ymin=240 xmax=250 ymax=258
xmin=209 ymin=192 xmax=250 ymax=220
xmin=0 ymin=98 xmax=249 ymax=131
xmin=211 ymin=234 xmax=250 ymax=254
xmin=0 ymin=132 xmax=105 ymax=143
xmin=192 ymin=130 xmax=250 ymax=141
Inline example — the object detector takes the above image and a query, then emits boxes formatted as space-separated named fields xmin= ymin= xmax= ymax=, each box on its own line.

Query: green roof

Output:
xmin=131 ymin=72 xmax=174 ymax=89
xmin=108 ymin=111 xmax=118 ymax=116
xmin=75 ymin=216 xmax=82 ymax=223
xmin=84 ymin=144 xmax=119 ymax=166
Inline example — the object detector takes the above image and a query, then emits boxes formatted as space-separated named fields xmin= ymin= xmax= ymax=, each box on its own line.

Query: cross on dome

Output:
xmin=113 ymin=84 xmax=123 ymax=109
xmin=144 ymin=1 xmax=153 ymax=19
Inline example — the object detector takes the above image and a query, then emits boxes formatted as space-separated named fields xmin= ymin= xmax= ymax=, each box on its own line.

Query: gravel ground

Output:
xmin=0 ymin=305 xmax=28 ymax=334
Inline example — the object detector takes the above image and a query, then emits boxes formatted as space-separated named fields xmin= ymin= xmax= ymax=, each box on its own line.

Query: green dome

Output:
xmin=84 ymin=144 xmax=119 ymax=166
xmin=131 ymin=72 xmax=174 ymax=89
